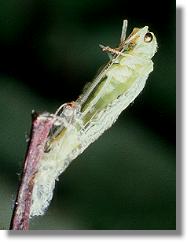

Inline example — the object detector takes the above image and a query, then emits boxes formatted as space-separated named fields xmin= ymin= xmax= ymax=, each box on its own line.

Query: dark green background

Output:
xmin=0 ymin=0 xmax=175 ymax=229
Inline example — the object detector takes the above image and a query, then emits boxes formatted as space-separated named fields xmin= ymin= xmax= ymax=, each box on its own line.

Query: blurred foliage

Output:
xmin=0 ymin=0 xmax=175 ymax=229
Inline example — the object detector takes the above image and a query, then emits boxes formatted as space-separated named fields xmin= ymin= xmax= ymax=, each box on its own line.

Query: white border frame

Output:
xmin=0 ymin=0 xmax=185 ymax=241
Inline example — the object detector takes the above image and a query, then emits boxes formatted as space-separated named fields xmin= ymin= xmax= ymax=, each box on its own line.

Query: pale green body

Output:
xmin=81 ymin=53 xmax=153 ymax=125
xmin=30 ymin=23 xmax=158 ymax=217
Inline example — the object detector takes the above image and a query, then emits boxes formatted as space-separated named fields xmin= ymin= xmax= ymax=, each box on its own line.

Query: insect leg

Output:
xmin=99 ymin=44 xmax=127 ymax=57
xmin=99 ymin=44 xmax=114 ymax=60
xmin=44 ymin=102 xmax=81 ymax=152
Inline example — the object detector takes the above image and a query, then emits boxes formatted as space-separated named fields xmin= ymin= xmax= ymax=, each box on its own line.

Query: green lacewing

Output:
xmin=30 ymin=20 xmax=158 ymax=217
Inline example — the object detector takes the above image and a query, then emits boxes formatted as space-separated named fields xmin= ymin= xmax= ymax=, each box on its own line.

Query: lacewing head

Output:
xmin=125 ymin=26 xmax=158 ymax=58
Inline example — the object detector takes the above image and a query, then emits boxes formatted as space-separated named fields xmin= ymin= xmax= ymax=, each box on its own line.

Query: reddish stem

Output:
xmin=10 ymin=113 xmax=54 ymax=230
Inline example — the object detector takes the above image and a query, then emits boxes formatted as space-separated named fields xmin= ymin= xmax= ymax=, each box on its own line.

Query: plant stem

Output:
xmin=10 ymin=112 xmax=54 ymax=230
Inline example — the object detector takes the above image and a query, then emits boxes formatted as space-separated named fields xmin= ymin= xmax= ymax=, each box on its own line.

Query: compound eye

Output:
xmin=144 ymin=32 xmax=153 ymax=43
